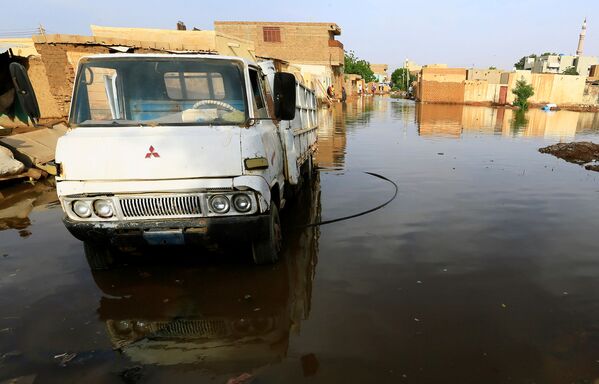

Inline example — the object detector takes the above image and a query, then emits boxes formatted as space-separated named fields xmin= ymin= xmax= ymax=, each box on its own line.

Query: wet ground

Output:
xmin=2 ymin=98 xmax=599 ymax=383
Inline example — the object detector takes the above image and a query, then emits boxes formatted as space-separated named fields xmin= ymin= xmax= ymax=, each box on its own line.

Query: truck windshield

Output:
xmin=70 ymin=58 xmax=248 ymax=126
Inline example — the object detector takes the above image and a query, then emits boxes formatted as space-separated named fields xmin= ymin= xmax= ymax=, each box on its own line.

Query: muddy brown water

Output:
xmin=2 ymin=98 xmax=599 ymax=383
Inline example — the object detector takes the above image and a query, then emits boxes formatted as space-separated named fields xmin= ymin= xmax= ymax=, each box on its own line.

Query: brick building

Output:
xmin=214 ymin=21 xmax=345 ymax=99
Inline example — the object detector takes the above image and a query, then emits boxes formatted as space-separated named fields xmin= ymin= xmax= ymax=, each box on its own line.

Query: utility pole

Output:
xmin=405 ymin=58 xmax=409 ymax=91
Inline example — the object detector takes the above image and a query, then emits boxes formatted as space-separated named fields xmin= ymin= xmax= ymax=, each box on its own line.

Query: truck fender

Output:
xmin=233 ymin=175 xmax=271 ymax=213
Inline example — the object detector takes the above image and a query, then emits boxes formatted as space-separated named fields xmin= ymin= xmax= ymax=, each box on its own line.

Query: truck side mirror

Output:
xmin=274 ymin=72 xmax=296 ymax=121
xmin=9 ymin=62 xmax=40 ymax=124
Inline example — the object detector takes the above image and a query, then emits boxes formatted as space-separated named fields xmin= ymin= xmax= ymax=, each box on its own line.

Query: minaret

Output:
xmin=576 ymin=18 xmax=587 ymax=56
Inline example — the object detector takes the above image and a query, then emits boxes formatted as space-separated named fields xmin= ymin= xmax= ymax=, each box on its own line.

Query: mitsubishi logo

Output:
xmin=145 ymin=145 xmax=160 ymax=159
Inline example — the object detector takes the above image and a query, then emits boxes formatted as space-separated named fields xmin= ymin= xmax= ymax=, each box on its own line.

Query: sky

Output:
xmin=3 ymin=0 xmax=599 ymax=71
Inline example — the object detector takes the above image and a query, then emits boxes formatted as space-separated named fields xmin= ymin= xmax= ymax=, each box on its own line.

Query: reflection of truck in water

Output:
xmin=92 ymin=178 xmax=321 ymax=370
xmin=51 ymin=54 xmax=318 ymax=268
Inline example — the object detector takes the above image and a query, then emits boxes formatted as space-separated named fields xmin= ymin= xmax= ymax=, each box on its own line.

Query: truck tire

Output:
xmin=303 ymin=154 xmax=314 ymax=181
xmin=83 ymin=241 xmax=115 ymax=270
xmin=252 ymin=203 xmax=282 ymax=264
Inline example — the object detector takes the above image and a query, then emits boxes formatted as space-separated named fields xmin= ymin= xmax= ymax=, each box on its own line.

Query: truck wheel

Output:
xmin=252 ymin=203 xmax=282 ymax=264
xmin=303 ymin=154 xmax=314 ymax=181
xmin=83 ymin=241 xmax=115 ymax=270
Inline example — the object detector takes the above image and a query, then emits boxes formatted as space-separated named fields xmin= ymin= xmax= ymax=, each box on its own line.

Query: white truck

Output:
xmin=27 ymin=54 xmax=318 ymax=268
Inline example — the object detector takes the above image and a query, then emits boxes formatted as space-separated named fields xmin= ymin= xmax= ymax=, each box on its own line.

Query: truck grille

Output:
xmin=119 ymin=195 xmax=202 ymax=219
xmin=152 ymin=319 xmax=228 ymax=338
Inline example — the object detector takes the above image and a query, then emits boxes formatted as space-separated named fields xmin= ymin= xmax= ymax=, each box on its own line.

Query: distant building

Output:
xmin=214 ymin=21 xmax=344 ymax=97
xmin=524 ymin=19 xmax=598 ymax=76
xmin=414 ymin=65 xmax=599 ymax=109
xmin=527 ymin=54 xmax=598 ymax=76
xmin=370 ymin=64 xmax=388 ymax=83
xmin=405 ymin=60 xmax=422 ymax=75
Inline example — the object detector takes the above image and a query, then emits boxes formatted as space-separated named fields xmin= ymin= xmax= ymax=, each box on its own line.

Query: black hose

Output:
xmin=301 ymin=172 xmax=398 ymax=228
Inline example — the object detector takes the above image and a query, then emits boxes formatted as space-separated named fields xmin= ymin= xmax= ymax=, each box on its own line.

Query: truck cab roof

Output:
xmin=78 ymin=53 xmax=257 ymax=67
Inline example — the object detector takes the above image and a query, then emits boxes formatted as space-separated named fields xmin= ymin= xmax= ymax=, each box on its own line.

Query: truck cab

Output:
xmin=52 ymin=54 xmax=318 ymax=268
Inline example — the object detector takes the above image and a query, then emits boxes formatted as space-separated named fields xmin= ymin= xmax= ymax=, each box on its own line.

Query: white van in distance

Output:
xmin=52 ymin=54 xmax=318 ymax=268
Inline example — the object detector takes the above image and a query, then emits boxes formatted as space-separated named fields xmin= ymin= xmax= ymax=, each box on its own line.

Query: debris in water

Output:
xmin=54 ymin=352 xmax=77 ymax=366
xmin=226 ymin=373 xmax=254 ymax=384
xmin=501 ymin=303 xmax=507 ymax=309
xmin=1 ymin=350 xmax=22 ymax=360
xmin=0 ymin=374 xmax=36 ymax=384
xmin=120 ymin=366 xmax=143 ymax=384
xmin=539 ymin=142 xmax=599 ymax=172
xmin=301 ymin=353 xmax=319 ymax=377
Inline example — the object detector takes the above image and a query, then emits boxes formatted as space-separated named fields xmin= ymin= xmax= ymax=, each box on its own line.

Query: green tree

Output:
xmin=344 ymin=51 xmax=376 ymax=83
xmin=489 ymin=66 xmax=497 ymax=70
xmin=512 ymin=78 xmax=535 ymax=110
xmin=514 ymin=54 xmax=536 ymax=70
xmin=562 ymin=66 xmax=579 ymax=75
xmin=391 ymin=68 xmax=416 ymax=91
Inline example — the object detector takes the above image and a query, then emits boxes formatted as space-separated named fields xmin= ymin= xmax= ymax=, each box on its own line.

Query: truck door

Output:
xmin=248 ymin=68 xmax=285 ymax=189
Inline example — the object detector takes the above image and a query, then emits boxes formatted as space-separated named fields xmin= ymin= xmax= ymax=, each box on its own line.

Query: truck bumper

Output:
xmin=63 ymin=215 xmax=270 ymax=246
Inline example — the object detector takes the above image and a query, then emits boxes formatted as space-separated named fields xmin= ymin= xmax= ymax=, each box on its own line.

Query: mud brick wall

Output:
xmin=418 ymin=67 xmax=467 ymax=104
xmin=215 ymin=22 xmax=338 ymax=65
xmin=419 ymin=81 xmax=465 ymax=104
xmin=34 ymin=43 xmax=110 ymax=118
xmin=582 ymin=83 xmax=599 ymax=105
xmin=27 ymin=56 xmax=62 ymax=119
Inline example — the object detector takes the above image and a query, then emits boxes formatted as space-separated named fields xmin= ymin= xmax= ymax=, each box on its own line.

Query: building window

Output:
xmin=263 ymin=27 xmax=281 ymax=43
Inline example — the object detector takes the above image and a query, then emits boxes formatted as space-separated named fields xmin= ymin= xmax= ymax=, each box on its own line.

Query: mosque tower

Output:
xmin=576 ymin=18 xmax=587 ymax=56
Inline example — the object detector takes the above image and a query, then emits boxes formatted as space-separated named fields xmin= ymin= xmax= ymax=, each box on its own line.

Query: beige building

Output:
xmin=467 ymin=69 xmax=503 ymax=84
xmin=344 ymin=74 xmax=364 ymax=97
xmin=405 ymin=60 xmax=422 ymax=75
xmin=370 ymin=64 xmax=388 ymax=83
xmin=214 ymin=21 xmax=344 ymax=98
xmin=90 ymin=25 xmax=256 ymax=60
xmin=527 ymin=54 xmax=598 ymax=76
xmin=416 ymin=65 xmax=599 ymax=109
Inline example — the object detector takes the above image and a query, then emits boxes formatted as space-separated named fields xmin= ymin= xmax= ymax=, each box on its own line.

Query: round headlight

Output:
xmin=210 ymin=195 xmax=230 ymax=213
xmin=233 ymin=194 xmax=252 ymax=212
xmin=114 ymin=320 xmax=133 ymax=335
xmin=93 ymin=199 xmax=114 ymax=218
xmin=72 ymin=200 xmax=92 ymax=218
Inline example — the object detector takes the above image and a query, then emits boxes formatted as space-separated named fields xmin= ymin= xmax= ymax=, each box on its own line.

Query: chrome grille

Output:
xmin=153 ymin=319 xmax=228 ymax=338
xmin=119 ymin=195 xmax=202 ymax=219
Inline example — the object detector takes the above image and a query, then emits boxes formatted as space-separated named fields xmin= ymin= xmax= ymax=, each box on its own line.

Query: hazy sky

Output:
xmin=3 ymin=0 xmax=598 ymax=71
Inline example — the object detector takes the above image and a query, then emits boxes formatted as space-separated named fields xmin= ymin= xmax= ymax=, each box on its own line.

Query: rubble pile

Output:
xmin=0 ymin=146 xmax=25 ymax=177
xmin=539 ymin=141 xmax=599 ymax=172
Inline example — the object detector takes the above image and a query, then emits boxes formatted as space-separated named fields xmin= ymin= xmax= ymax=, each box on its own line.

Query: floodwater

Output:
xmin=2 ymin=98 xmax=599 ymax=383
